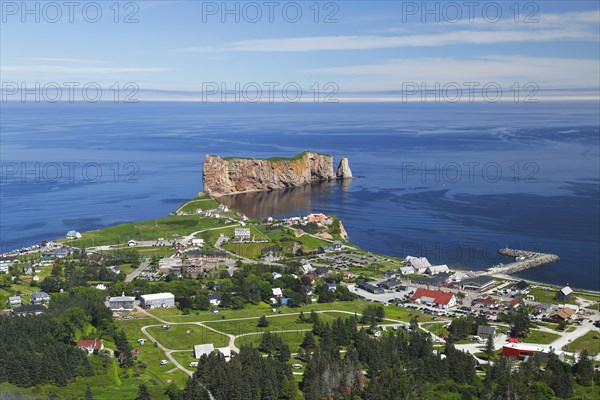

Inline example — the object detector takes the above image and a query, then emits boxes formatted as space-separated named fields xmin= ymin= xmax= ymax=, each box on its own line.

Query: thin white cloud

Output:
xmin=173 ymin=9 xmax=599 ymax=53
xmin=311 ymin=55 xmax=600 ymax=90
xmin=13 ymin=57 xmax=106 ymax=64
xmin=0 ymin=65 xmax=173 ymax=74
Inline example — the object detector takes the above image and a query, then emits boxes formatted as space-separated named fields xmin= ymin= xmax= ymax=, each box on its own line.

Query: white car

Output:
xmin=160 ymin=360 xmax=169 ymax=365
xmin=189 ymin=362 xmax=199 ymax=367
xmin=291 ymin=364 xmax=302 ymax=369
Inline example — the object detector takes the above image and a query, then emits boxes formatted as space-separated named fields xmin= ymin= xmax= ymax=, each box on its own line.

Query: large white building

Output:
xmin=234 ymin=228 xmax=251 ymax=240
xmin=139 ymin=292 xmax=175 ymax=309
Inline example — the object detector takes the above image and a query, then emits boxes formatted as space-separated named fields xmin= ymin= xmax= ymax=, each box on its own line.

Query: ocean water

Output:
xmin=1 ymin=102 xmax=598 ymax=290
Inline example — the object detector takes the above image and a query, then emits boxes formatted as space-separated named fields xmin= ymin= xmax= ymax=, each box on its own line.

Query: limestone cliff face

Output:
xmin=203 ymin=151 xmax=338 ymax=196
xmin=336 ymin=157 xmax=352 ymax=178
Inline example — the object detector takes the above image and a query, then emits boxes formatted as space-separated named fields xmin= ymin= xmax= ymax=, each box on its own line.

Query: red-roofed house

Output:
xmin=77 ymin=339 xmax=104 ymax=355
xmin=412 ymin=288 xmax=456 ymax=308
xmin=473 ymin=295 xmax=498 ymax=308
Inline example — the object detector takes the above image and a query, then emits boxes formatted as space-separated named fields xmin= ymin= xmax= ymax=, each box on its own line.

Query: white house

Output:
xmin=404 ymin=256 xmax=431 ymax=273
xmin=193 ymin=343 xmax=231 ymax=361
xmin=66 ymin=230 xmax=82 ymax=239
xmin=234 ymin=228 xmax=251 ymax=240
xmin=272 ymin=287 xmax=283 ymax=297
xmin=208 ymin=294 xmax=223 ymax=306
xmin=271 ymin=272 xmax=283 ymax=280
xmin=191 ymin=238 xmax=205 ymax=247
xmin=0 ymin=263 xmax=9 ymax=273
xmin=426 ymin=264 xmax=450 ymax=275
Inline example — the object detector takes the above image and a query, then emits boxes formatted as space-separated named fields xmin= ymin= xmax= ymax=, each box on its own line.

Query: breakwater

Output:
xmin=486 ymin=248 xmax=560 ymax=275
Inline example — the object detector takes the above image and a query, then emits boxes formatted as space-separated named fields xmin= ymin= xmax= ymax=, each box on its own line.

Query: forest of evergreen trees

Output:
xmin=178 ymin=312 xmax=598 ymax=400
xmin=0 ymin=288 xmax=112 ymax=388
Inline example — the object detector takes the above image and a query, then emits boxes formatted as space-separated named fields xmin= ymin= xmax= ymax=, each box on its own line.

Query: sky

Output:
xmin=1 ymin=0 xmax=599 ymax=101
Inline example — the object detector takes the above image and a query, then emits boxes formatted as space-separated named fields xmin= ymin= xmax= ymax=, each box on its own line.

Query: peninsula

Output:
xmin=203 ymin=151 xmax=352 ymax=196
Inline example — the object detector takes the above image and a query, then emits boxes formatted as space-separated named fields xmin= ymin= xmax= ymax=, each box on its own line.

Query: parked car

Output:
xmin=160 ymin=360 xmax=169 ymax=365
xmin=189 ymin=362 xmax=199 ymax=367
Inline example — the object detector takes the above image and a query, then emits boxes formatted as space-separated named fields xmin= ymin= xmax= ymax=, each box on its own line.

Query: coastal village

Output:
xmin=1 ymin=193 xmax=599 ymax=398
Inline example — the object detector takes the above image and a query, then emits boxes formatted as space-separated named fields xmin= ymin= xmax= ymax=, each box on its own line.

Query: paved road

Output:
xmin=125 ymin=257 xmax=150 ymax=282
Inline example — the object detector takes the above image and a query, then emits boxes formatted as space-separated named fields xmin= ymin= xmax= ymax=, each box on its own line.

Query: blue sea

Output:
xmin=1 ymin=102 xmax=598 ymax=290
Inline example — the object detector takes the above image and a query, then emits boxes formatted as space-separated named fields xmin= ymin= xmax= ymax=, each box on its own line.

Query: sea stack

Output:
xmin=336 ymin=156 xmax=353 ymax=179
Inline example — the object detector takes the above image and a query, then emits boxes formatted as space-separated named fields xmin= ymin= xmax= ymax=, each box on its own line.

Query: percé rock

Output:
xmin=203 ymin=151 xmax=344 ymax=196
xmin=336 ymin=157 xmax=352 ymax=178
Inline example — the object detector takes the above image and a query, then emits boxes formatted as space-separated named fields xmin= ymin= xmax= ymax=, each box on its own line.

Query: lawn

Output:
xmin=520 ymin=329 xmax=560 ymax=344
xmin=529 ymin=288 xmax=579 ymax=306
xmin=177 ymin=196 xmax=221 ymax=213
xmin=205 ymin=314 xmax=314 ymax=336
xmin=563 ymin=330 xmax=600 ymax=355
xmin=235 ymin=330 xmax=310 ymax=353
xmin=146 ymin=324 xmax=230 ymax=350
xmin=66 ymin=215 xmax=228 ymax=247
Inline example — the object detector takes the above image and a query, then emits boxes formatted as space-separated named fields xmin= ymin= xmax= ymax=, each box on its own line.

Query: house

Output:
xmin=356 ymin=282 xmax=385 ymax=294
xmin=217 ymin=204 xmax=229 ymax=212
xmin=555 ymin=286 xmax=573 ymax=301
xmin=22 ymin=266 xmax=33 ymax=275
xmin=7 ymin=296 xmax=21 ymax=306
xmin=314 ymin=267 xmax=330 ymax=276
xmin=208 ymin=294 xmax=223 ymax=306
xmin=460 ymin=276 xmax=495 ymax=292
xmin=411 ymin=288 xmax=456 ymax=308
xmin=509 ymin=280 xmax=530 ymax=295
xmin=550 ymin=307 xmax=576 ymax=321
xmin=508 ymin=297 xmax=521 ymax=309
xmin=51 ymin=248 xmax=70 ymax=258
xmin=108 ymin=293 xmax=136 ymax=311
xmin=193 ymin=343 xmax=231 ymax=361
xmin=191 ymin=238 xmax=205 ymax=247
xmin=447 ymin=271 xmax=477 ymax=282
xmin=280 ymin=298 xmax=290 ymax=306
xmin=331 ymin=241 xmax=343 ymax=251
xmin=398 ymin=266 xmax=415 ymax=275
xmin=271 ymin=272 xmax=283 ymax=280
xmin=31 ymin=291 xmax=50 ymax=305
xmin=0 ymin=263 xmax=9 ymax=273
xmin=234 ymin=228 xmax=251 ymax=240
xmin=379 ymin=278 xmax=402 ymax=290
xmin=302 ymin=285 xmax=313 ymax=295
xmin=140 ymin=293 xmax=175 ymax=309
xmin=404 ymin=256 xmax=431 ymax=273
xmin=272 ymin=288 xmax=283 ymax=297
xmin=300 ymin=263 xmax=313 ymax=274
xmin=326 ymin=283 xmax=337 ymax=292
xmin=107 ymin=265 xmax=121 ymax=275
xmin=77 ymin=339 xmax=104 ymax=355
xmin=477 ymin=325 xmax=497 ymax=339
xmin=303 ymin=273 xmax=316 ymax=283
xmin=343 ymin=271 xmax=355 ymax=280
xmin=262 ymin=247 xmax=281 ymax=257
xmin=412 ymin=273 xmax=450 ymax=288
xmin=502 ymin=343 xmax=563 ymax=362
xmin=11 ymin=304 xmax=46 ymax=316
xmin=66 ymin=230 xmax=82 ymax=239
xmin=425 ymin=264 xmax=450 ymax=275
xmin=306 ymin=213 xmax=328 ymax=223
xmin=473 ymin=294 xmax=498 ymax=308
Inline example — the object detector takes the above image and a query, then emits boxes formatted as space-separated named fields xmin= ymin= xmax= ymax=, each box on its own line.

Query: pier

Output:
xmin=485 ymin=248 xmax=560 ymax=275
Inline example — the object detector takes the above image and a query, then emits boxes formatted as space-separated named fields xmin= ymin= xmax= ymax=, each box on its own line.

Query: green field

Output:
xmin=563 ymin=330 xmax=600 ymax=355
xmin=205 ymin=314 xmax=314 ymax=336
xmin=146 ymin=324 xmax=229 ymax=350
xmin=177 ymin=196 xmax=221 ymax=213
xmin=520 ymin=329 xmax=560 ymax=344
xmin=529 ymin=288 xmax=579 ymax=306
xmin=235 ymin=331 xmax=309 ymax=353
xmin=65 ymin=215 xmax=228 ymax=247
